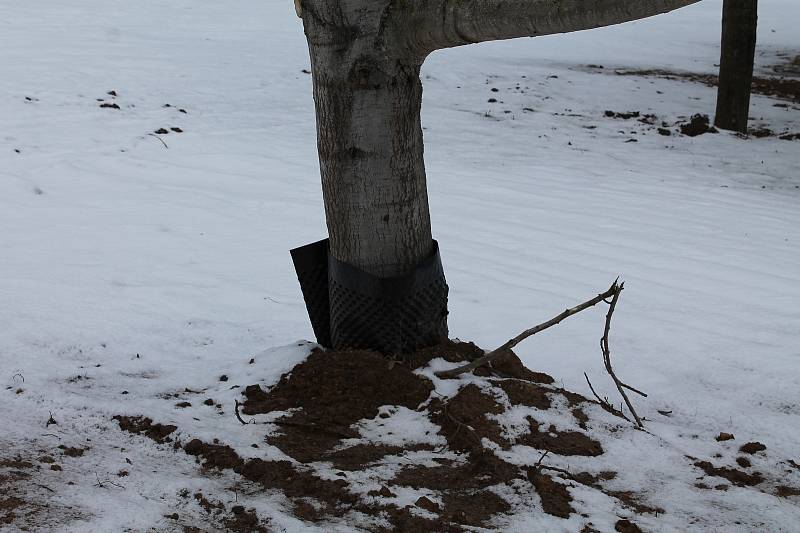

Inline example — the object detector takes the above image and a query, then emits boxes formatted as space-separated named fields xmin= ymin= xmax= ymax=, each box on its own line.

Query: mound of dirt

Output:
xmin=679 ymin=114 xmax=718 ymax=137
xmin=113 ymin=340 xmax=795 ymax=531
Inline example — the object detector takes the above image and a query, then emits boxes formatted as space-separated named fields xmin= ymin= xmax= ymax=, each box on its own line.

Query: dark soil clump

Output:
xmin=236 ymin=458 xmax=356 ymax=520
xmin=606 ymin=491 xmax=664 ymax=515
xmin=405 ymin=339 xmax=482 ymax=369
xmin=694 ymin=460 xmax=764 ymax=487
xmin=679 ymin=114 xmax=718 ymax=137
xmin=529 ymin=470 xmax=575 ymax=518
xmin=326 ymin=443 xmax=432 ymax=471
xmin=605 ymin=110 xmax=641 ymax=119
xmin=0 ymin=458 xmax=35 ymax=469
xmin=442 ymin=490 xmax=511 ymax=526
xmin=58 ymin=445 xmax=88 ymax=458
xmin=494 ymin=379 xmax=552 ymax=410
xmin=615 ymin=518 xmax=644 ymax=533
xmin=408 ymin=340 xmax=554 ymax=383
xmin=739 ymin=442 xmax=767 ymax=454
xmin=394 ymin=453 xmax=518 ymax=492
xmin=519 ymin=419 xmax=604 ymax=457
xmin=114 ymin=415 xmax=177 ymax=443
xmin=243 ymin=349 xmax=433 ymax=462
xmin=429 ymin=383 xmax=508 ymax=452
xmin=184 ymin=439 xmax=243 ymax=470
xmin=776 ymin=486 xmax=800 ymax=498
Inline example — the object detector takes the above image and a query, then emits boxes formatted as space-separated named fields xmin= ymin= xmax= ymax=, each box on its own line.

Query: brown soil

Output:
xmin=429 ymin=383 xmax=508 ymax=452
xmin=243 ymin=348 xmax=433 ymax=463
xmin=613 ymin=67 xmax=800 ymax=103
xmin=113 ymin=415 xmax=177 ymax=443
xmin=0 ymin=452 xmax=53 ymax=529
xmin=224 ymin=505 xmax=271 ymax=532
xmin=776 ymin=486 xmax=800 ymax=498
xmin=184 ymin=439 xmax=242 ymax=470
xmin=739 ymin=442 xmax=767 ymax=454
xmin=407 ymin=340 xmax=555 ymax=384
xmin=441 ymin=490 xmax=511 ymax=527
xmin=493 ymin=379 xmax=552 ymax=410
xmin=327 ymin=443 xmax=431 ymax=471
xmin=0 ymin=458 xmax=35 ymax=469
xmin=694 ymin=461 xmax=764 ymax=487
xmin=679 ymin=114 xmax=718 ymax=137
xmin=1 ymin=496 xmax=25 ymax=526
xmin=606 ymin=491 xmax=664 ymax=515
xmin=529 ymin=470 xmax=574 ymax=518
xmin=183 ymin=490 xmax=270 ymax=532
xmin=605 ymin=110 xmax=641 ymax=120
xmin=112 ymin=339 xmax=787 ymax=531
xmin=615 ymin=518 xmax=644 ymax=533
xmin=58 ymin=445 xmax=89 ymax=458
xmin=519 ymin=419 xmax=603 ymax=457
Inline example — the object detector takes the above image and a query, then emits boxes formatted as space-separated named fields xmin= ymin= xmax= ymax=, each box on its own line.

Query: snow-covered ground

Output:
xmin=1 ymin=0 xmax=798 ymax=531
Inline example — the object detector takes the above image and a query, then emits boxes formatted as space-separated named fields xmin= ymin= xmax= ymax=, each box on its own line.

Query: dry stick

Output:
xmin=147 ymin=133 xmax=168 ymax=149
xmin=531 ymin=450 xmax=577 ymax=480
xmin=234 ymin=400 xmax=254 ymax=425
xmin=584 ymin=372 xmax=630 ymax=422
xmin=435 ymin=280 xmax=622 ymax=379
xmin=600 ymin=283 xmax=644 ymax=428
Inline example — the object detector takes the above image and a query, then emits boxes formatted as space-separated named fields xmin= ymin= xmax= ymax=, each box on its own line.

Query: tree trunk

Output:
xmin=303 ymin=1 xmax=432 ymax=278
xmin=714 ymin=0 xmax=758 ymax=133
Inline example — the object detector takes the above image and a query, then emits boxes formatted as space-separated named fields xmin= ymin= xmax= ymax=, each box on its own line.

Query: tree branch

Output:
xmin=435 ymin=279 xmax=621 ymax=379
xmin=599 ymin=282 xmax=645 ymax=427
xmin=399 ymin=0 xmax=701 ymax=56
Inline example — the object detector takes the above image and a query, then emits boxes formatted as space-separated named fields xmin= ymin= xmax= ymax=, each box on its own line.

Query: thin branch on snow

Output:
xmin=147 ymin=133 xmax=169 ymax=149
xmin=234 ymin=400 xmax=254 ymax=425
xmin=584 ymin=371 xmax=630 ymax=422
xmin=598 ymin=282 xmax=645 ymax=428
xmin=435 ymin=280 xmax=622 ymax=379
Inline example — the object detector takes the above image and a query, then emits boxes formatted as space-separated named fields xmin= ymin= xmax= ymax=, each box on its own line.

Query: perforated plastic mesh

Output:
xmin=291 ymin=239 xmax=449 ymax=355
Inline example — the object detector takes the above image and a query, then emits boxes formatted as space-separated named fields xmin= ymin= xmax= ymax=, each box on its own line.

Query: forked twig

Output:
xmin=435 ymin=280 xmax=622 ymax=379
xmin=599 ymin=283 xmax=644 ymax=427
xmin=584 ymin=372 xmax=630 ymax=422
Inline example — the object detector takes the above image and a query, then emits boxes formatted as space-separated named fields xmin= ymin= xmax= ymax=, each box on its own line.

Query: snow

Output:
xmin=1 ymin=0 xmax=799 ymax=531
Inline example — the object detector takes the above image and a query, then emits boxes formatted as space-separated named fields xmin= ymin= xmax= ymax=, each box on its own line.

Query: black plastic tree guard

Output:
xmin=290 ymin=239 xmax=449 ymax=355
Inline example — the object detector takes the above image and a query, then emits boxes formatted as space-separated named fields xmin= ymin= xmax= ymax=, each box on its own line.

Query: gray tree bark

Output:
xmin=714 ymin=0 xmax=758 ymax=133
xmin=302 ymin=0 xmax=432 ymax=278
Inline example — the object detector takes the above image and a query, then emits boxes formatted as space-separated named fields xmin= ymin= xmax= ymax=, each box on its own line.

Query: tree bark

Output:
xmin=714 ymin=0 xmax=758 ymax=133
xmin=394 ymin=0 xmax=700 ymax=55
xmin=302 ymin=0 xmax=432 ymax=278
